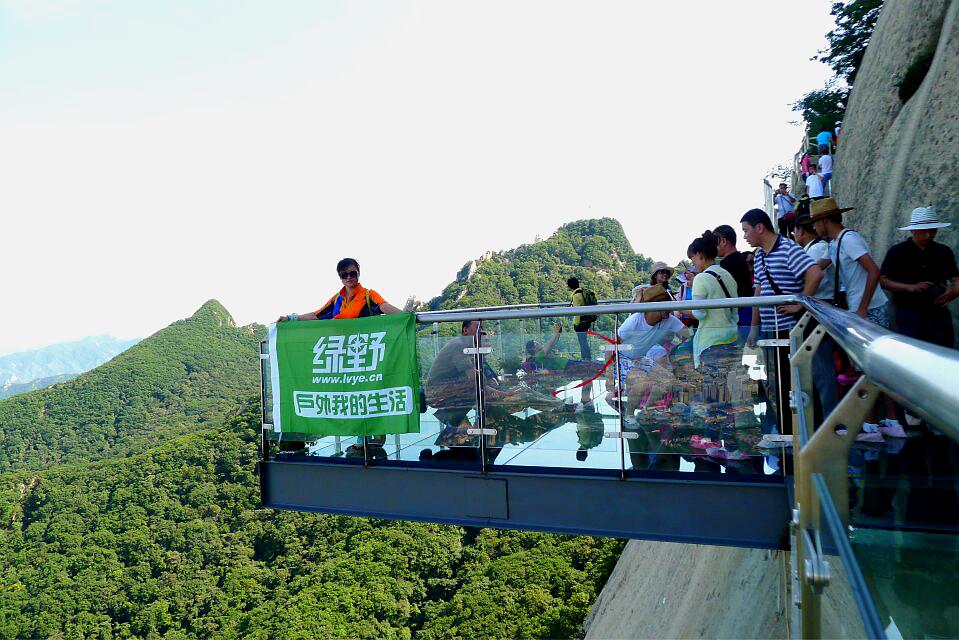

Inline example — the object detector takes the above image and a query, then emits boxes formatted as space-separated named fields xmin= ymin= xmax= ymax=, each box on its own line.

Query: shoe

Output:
xmin=879 ymin=419 xmax=907 ymax=438
xmin=623 ymin=415 xmax=640 ymax=430
xmin=837 ymin=423 xmax=885 ymax=443
xmin=690 ymin=435 xmax=721 ymax=450
xmin=706 ymin=447 xmax=750 ymax=461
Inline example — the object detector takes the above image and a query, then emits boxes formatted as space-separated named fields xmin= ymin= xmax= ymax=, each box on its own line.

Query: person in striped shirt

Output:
xmin=741 ymin=208 xmax=823 ymax=434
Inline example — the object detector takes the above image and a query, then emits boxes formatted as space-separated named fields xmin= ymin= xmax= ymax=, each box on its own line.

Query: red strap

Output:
xmin=550 ymin=331 xmax=620 ymax=396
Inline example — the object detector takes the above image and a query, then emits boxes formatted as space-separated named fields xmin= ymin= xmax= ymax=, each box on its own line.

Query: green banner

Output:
xmin=268 ymin=313 xmax=421 ymax=436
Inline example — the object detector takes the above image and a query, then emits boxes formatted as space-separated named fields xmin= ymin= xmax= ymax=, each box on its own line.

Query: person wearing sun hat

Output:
xmin=880 ymin=205 xmax=959 ymax=348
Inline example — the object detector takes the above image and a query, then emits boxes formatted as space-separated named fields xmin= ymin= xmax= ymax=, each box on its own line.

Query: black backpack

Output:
xmin=575 ymin=288 xmax=599 ymax=324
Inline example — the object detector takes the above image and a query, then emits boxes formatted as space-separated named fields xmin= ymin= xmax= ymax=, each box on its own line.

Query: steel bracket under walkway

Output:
xmin=260 ymin=460 xmax=789 ymax=549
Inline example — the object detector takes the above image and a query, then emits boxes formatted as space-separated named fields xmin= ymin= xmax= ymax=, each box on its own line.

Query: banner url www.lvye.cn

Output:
xmin=311 ymin=373 xmax=384 ymax=385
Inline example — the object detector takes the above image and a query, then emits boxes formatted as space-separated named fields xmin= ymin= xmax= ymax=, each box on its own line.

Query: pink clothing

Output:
xmin=800 ymin=154 xmax=812 ymax=175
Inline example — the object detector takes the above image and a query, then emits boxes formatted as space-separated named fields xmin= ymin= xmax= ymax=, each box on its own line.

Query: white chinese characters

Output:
xmin=312 ymin=331 xmax=386 ymax=374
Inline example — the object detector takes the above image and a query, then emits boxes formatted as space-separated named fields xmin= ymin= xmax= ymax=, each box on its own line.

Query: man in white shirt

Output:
xmin=809 ymin=198 xmax=902 ymax=438
xmin=818 ymin=154 xmax=833 ymax=196
xmin=794 ymin=215 xmax=838 ymax=419
xmin=806 ymin=168 xmax=824 ymax=199
xmin=773 ymin=182 xmax=797 ymax=236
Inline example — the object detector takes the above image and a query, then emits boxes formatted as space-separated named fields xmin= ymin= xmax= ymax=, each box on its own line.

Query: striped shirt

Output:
xmin=754 ymin=236 xmax=815 ymax=331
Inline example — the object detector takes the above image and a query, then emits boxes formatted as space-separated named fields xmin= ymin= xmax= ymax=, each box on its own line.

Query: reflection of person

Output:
xmin=424 ymin=320 xmax=492 ymax=428
xmin=574 ymin=408 xmax=605 ymax=462
xmin=617 ymin=285 xmax=691 ymax=418
xmin=881 ymin=206 xmax=959 ymax=348
xmin=277 ymin=258 xmax=404 ymax=322
xmin=525 ymin=323 xmax=595 ymax=403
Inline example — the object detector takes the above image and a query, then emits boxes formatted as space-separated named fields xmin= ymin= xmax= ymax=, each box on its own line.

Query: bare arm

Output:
xmin=855 ymin=255 xmax=881 ymax=317
xmin=379 ymin=302 xmax=404 ymax=314
xmin=801 ymin=265 xmax=824 ymax=297
xmin=277 ymin=311 xmax=319 ymax=322
xmin=879 ymin=275 xmax=932 ymax=293
xmin=777 ymin=266 xmax=822 ymax=316
xmin=543 ymin=323 xmax=563 ymax=354
xmin=934 ymin=276 xmax=959 ymax=305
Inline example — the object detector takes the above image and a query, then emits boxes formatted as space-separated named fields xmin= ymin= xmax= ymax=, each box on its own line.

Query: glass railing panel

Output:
xmin=481 ymin=327 xmax=621 ymax=470
xmin=615 ymin=317 xmax=779 ymax=476
xmin=842 ymin=410 xmax=959 ymax=639
xmin=813 ymin=473 xmax=885 ymax=639
xmin=403 ymin=328 xmax=483 ymax=466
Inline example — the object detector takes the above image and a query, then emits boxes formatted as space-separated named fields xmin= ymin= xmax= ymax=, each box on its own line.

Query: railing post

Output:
xmin=258 ymin=340 xmax=271 ymax=461
xmin=613 ymin=314 xmax=627 ymax=480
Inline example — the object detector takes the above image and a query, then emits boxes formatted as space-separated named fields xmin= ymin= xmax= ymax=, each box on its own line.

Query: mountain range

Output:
xmin=0 ymin=220 xmax=643 ymax=638
xmin=0 ymin=335 xmax=140 ymax=393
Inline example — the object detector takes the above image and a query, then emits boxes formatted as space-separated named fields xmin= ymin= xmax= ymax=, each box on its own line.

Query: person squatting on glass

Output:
xmin=615 ymin=284 xmax=691 ymax=422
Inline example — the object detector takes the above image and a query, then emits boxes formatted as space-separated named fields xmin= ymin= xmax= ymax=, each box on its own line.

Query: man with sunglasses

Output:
xmin=277 ymin=258 xmax=404 ymax=322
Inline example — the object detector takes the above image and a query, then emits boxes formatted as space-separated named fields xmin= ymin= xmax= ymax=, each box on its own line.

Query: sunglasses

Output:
xmin=338 ymin=270 xmax=359 ymax=280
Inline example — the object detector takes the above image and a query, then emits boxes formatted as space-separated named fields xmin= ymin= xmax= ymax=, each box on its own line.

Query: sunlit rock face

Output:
xmin=835 ymin=0 xmax=959 ymax=331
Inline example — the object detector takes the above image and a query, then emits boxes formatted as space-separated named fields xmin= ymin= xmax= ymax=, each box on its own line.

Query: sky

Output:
xmin=1 ymin=0 xmax=836 ymax=356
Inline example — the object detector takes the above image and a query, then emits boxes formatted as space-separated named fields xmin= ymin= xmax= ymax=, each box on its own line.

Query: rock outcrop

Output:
xmin=834 ymin=0 xmax=959 ymax=333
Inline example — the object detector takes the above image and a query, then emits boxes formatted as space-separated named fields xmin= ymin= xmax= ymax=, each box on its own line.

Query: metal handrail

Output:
xmin=415 ymin=295 xmax=799 ymax=323
xmin=426 ymin=297 xmax=630 ymax=314
xmin=800 ymin=296 xmax=959 ymax=439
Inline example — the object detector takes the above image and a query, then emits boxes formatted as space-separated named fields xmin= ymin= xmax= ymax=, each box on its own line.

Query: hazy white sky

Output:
xmin=1 ymin=0 xmax=835 ymax=355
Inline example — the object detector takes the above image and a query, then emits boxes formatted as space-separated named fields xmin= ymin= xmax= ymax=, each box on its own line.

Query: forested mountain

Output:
xmin=0 ymin=335 xmax=139 ymax=388
xmin=0 ymin=401 xmax=622 ymax=639
xmin=429 ymin=218 xmax=657 ymax=310
xmin=0 ymin=300 xmax=263 ymax=474
xmin=0 ymin=285 xmax=626 ymax=638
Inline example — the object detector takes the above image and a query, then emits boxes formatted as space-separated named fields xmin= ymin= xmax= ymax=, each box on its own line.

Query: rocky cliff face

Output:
xmin=834 ymin=0 xmax=959 ymax=332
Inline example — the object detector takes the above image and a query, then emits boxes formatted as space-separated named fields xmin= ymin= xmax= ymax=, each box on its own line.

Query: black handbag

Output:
xmin=832 ymin=230 xmax=848 ymax=310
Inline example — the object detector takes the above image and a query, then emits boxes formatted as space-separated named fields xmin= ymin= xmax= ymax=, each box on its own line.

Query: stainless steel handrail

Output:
xmin=416 ymin=295 xmax=799 ymax=323
xmin=427 ymin=298 xmax=630 ymax=314
xmin=800 ymin=296 xmax=959 ymax=439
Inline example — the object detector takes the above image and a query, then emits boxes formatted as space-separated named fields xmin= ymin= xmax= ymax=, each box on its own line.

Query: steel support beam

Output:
xmin=260 ymin=461 xmax=789 ymax=549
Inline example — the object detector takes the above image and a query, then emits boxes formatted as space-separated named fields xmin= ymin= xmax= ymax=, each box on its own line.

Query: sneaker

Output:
xmin=706 ymin=447 xmax=750 ymax=461
xmin=837 ymin=423 xmax=885 ymax=443
xmin=879 ymin=419 xmax=907 ymax=438
xmin=690 ymin=435 xmax=721 ymax=450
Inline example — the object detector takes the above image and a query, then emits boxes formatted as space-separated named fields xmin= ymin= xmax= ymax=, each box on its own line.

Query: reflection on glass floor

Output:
xmin=843 ymin=425 xmax=959 ymax=638
xmin=281 ymin=377 xmax=784 ymax=477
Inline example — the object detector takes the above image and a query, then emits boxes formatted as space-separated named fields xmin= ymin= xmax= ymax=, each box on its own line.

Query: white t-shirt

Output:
xmin=806 ymin=173 xmax=824 ymax=197
xmin=774 ymin=193 xmax=796 ymax=218
xmin=819 ymin=154 xmax=833 ymax=175
xmin=618 ymin=312 xmax=685 ymax=360
xmin=803 ymin=239 xmax=834 ymax=300
xmin=828 ymin=230 xmax=888 ymax=311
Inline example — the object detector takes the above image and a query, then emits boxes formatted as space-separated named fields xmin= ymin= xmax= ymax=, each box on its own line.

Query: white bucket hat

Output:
xmin=899 ymin=206 xmax=951 ymax=231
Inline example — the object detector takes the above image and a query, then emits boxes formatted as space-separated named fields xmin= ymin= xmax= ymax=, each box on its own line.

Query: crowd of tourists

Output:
xmin=275 ymin=192 xmax=958 ymax=455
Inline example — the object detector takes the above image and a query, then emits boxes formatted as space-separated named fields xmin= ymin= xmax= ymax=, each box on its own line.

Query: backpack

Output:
xmin=575 ymin=288 xmax=599 ymax=325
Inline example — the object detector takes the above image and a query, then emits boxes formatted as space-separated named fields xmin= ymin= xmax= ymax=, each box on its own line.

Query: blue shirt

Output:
xmin=816 ymin=131 xmax=833 ymax=146
xmin=754 ymin=236 xmax=816 ymax=331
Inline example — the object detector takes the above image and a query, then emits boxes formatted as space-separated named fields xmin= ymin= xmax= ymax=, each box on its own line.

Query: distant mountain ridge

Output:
xmin=428 ymin=218 xmax=656 ymax=311
xmin=0 ymin=300 xmax=264 ymax=473
xmin=0 ymin=374 xmax=77 ymax=400
xmin=0 ymin=335 xmax=140 ymax=388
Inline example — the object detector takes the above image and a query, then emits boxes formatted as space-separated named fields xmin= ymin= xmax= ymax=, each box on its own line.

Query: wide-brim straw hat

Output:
xmin=641 ymin=284 xmax=672 ymax=304
xmin=807 ymin=197 xmax=855 ymax=222
xmin=650 ymin=261 xmax=672 ymax=275
xmin=899 ymin=206 xmax=951 ymax=231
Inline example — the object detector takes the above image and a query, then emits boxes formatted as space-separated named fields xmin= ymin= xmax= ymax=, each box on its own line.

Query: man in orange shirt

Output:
xmin=277 ymin=258 xmax=404 ymax=322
